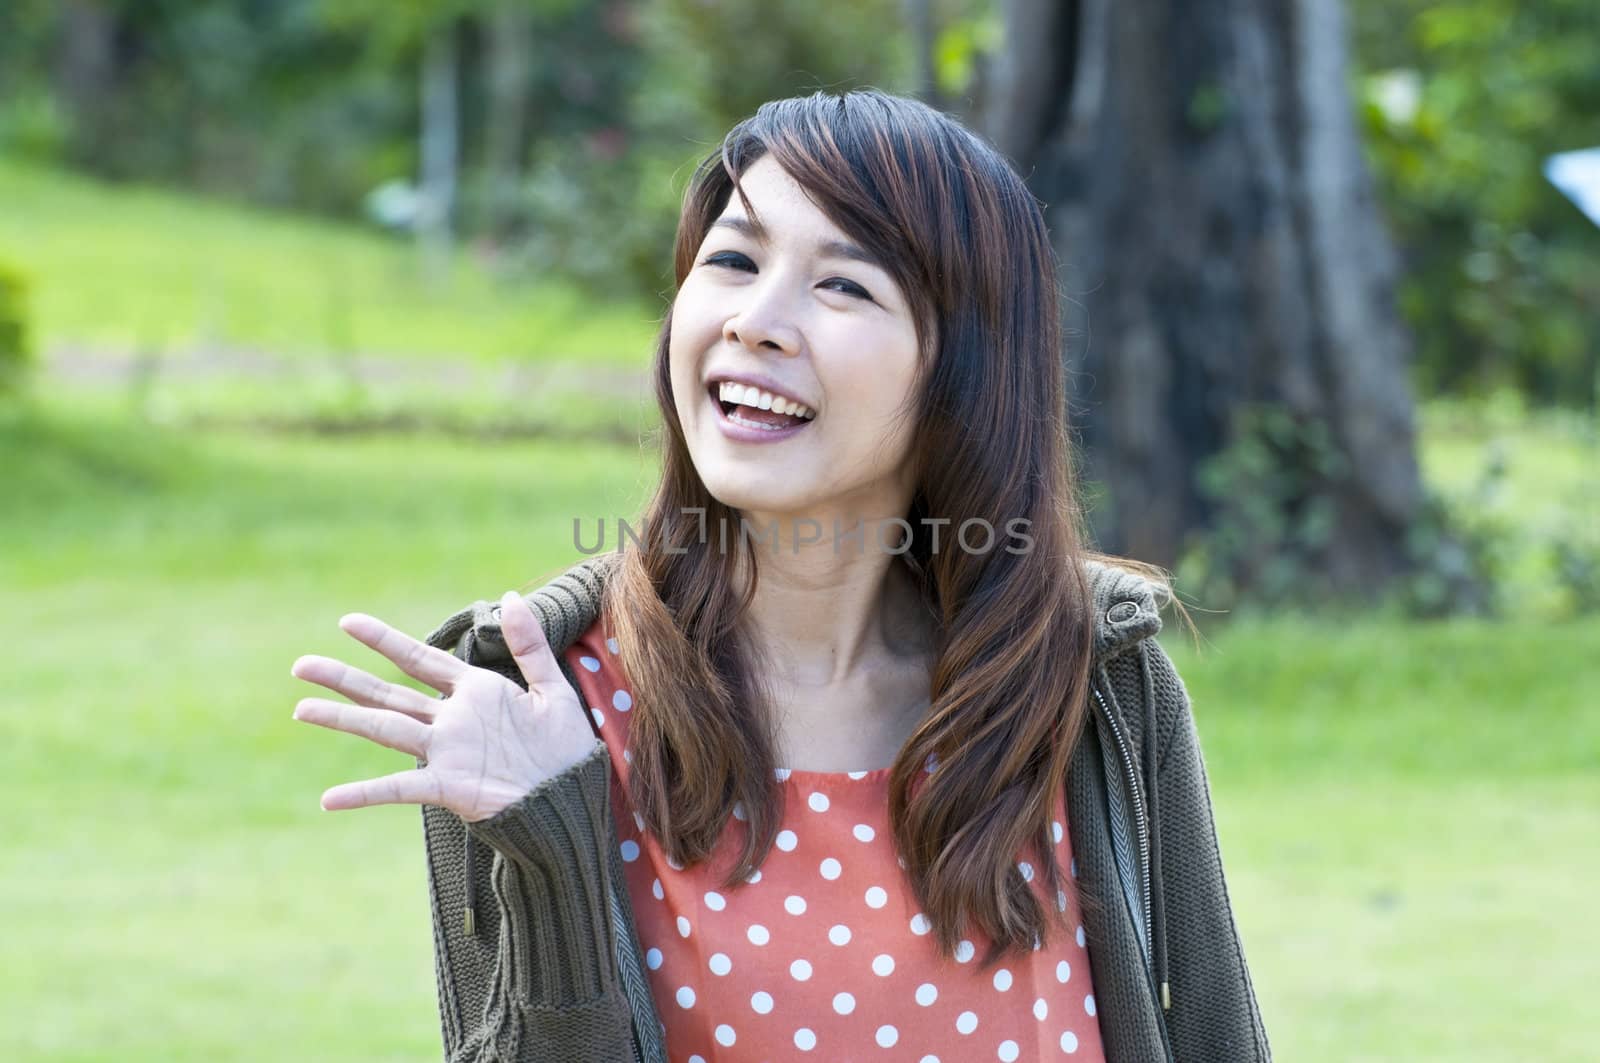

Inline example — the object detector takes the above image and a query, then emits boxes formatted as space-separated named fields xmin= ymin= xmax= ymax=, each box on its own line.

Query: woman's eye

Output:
xmin=703 ymin=251 xmax=755 ymax=272
xmin=822 ymin=278 xmax=873 ymax=300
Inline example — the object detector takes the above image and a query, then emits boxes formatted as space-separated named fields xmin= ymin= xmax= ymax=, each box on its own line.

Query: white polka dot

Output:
xmin=1076 ymin=924 xmax=1086 ymax=947
xmin=1084 ymin=993 xmax=1096 ymax=1016
xmin=1056 ymin=889 xmax=1068 ymax=912
xmin=666 ymin=853 xmax=682 ymax=871
xmin=747 ymin=923 xmax=770 ymax=946
xmin=876 ymin=1025 xmax=899 ymax=1047
xmin=993 ymin=968 xmax=1012 ymax=991
xmin=1052 ymin=820 xmax=1063 ymax=843
xmin=864 ymin=885 xmax=887 ymax=908
xmin=579 ymin=656 xmax=600 ymax=672
xmin=1031 ymin=933 xmax=1042 ymax=951
xmin=847 ymin=770 xmax=869 ymax=779
xmin=915 ymin=982 xmax=938 ymax=1006
xmin=853 ymin=823 xmax=876 ymax=842
xmin=774 ymin=767 xmax=791 ymax=781
xmin=1071 ymin=856 xmax=1078 ymax=878
xmin=676 ymin=916 xmax=690 ymax=938
xmin=872 ymin=953 xmax=895 ymax=976
xmin=605 ymin=636 xmax=619 ymax=654
xmin=675 ymin=986 xmax=695 ymax=1008
xmin=784 ymin=894 xmax=807 ymax=915
xmin=919 ymin=1057 xmax=940 ymax=1063
xmin=828 ymin=924 xmax=852 ymax=946
xmin=620 ymin=840 xmax=639 ymax=861
xmin=808 ymin=791 xmax=830 ymax=812
xmin=790 ymin=958 xmax=812 ymax=981
xmin=732 ymin=801 xmax=747 ymax=821
xmin=954 ymin=939 xmax=974 ymax=963
xmin=632 ymin=810 xmax=645 ymax=832
xmin=1018 ymin=861 xmax=1033 ymax=882
xmin=651 ymin=877 xmax=664 ymax=900
xmin=715 ymin=1023 xmax=736 ymax=1046
xmin=924 ymin=751 xmax=939 ymax=773
xmin=751 ymin=991 xmax=773 ymax=1014
xmin=1056 ymin=959 xmax=1072 ymax=983
xmin=703 ymin=890 xmax=725 ymax=911
xmin=998 ymin=1040 xmax=1019 ymax=1061
xmin=622 ymin=748 xmax=633 ymax=764
xmin=1060 ymin=1030 xmax=1079 ymax=1053
xmin=910 ymin=912 xmax=931 ymax=935
xmin=776 ymin=829 xmax=798 ymax=851
xmin=646 ymin=947 xmax=663 ymax=970
xmin=746 ymin=869 xmax=762 ymax=884
xmin=689 ymin=1056 xmax=704 ymax=1063
xmin=833 ymin=991 xmax=855 ymax=1015
xmin=709 ymin=952 xmax=731 ymax=975
xmin=591 ymin=707 xmax=604 ymax=729
xmin=1033 ymin=997 xmax=1048 ymax=1020
xmin=819 ymin=857 xmax=841 ymax=880
xmin=794 ymin=1028 xmax=816 ymax=1051
xmin=897 ymin=855 xmax=907 ymax=869
xmin=955 ymin=1010 xmax=978 ymax=1034
xmin=612 ymin=689 xmax=632 ymax=711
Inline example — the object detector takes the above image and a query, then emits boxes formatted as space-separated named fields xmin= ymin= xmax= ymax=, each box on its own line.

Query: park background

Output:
xmin=1 ymin=0 xmax=1595 ymax=1059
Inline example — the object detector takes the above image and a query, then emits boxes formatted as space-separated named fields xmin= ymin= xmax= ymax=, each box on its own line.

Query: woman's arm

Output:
xmin=1145 ymin=638 xmax=1273 ymax=1062
xmin=418 ymin=741 xmax=647 ymax=1062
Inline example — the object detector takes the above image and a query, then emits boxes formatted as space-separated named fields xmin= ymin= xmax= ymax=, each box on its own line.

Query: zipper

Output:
xmin=1092 ymin=683 xmax=1153 ymax=968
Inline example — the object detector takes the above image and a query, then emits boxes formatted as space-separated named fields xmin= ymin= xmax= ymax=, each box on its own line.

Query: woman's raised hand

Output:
xmin=290 ymin=590 xmax=601 ymax=823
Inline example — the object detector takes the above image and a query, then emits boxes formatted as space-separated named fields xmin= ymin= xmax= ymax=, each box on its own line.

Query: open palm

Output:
xmin=289 ymin=590 xmax=601 ymax=823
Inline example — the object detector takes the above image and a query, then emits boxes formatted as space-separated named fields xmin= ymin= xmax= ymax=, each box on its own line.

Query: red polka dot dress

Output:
xmin=564 ymin=615 xmax=1107 ymax=1062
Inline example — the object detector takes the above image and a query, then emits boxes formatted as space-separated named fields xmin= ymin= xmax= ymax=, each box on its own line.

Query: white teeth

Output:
xmin=715 ymin=380 xmax=815 ymax=420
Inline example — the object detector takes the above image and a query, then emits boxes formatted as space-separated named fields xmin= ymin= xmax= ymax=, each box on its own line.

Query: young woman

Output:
xmin=290 ymin=90 xmax=1271 ymax=1061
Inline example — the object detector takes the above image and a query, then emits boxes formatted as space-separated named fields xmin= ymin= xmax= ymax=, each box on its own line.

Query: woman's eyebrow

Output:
xmin=709 ymin=215 xmax=882 ymax=268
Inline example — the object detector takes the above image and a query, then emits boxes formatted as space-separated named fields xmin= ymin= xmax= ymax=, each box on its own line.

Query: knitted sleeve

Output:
xmin=1145 ymin=638 xmax=1273 ymax=1061
xmin=419 ymin=740 xmax=642 ymax=1062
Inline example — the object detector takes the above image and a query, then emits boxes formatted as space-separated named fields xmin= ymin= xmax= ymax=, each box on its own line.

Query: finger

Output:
xmin=319 ymin=768 xmax=442 ymax=811
xmin=290 ymin=655 xmax=439 ymax=722
xmin=337 ymin=612 xmax=468 ymax=693
xmin=499 ymin=591 xmax=564 ymax=694
xmin=293 ymin=697 xmax=432 ymax=758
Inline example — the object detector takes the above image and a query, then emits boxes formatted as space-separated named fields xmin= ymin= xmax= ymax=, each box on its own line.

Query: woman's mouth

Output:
xmin=708 ymin=382 xmax=816 ymax=442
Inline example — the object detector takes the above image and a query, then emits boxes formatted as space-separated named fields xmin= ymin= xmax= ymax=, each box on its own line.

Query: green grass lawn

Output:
xmin=0 ymin=159 xmax=662 ymax=366
xmin=3 ymin=391 xmax=1595 ymax=1060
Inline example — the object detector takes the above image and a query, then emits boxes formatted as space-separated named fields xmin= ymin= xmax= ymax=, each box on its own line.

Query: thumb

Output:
xmin=499 ymin=590 xmax=559 ymax=691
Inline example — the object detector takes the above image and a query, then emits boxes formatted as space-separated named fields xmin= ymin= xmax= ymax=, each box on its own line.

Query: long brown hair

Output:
xmin=603 ymin=89 xmax=1166 ymax=969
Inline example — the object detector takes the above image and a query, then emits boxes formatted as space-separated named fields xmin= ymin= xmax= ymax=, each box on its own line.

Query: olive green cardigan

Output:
xmin=417 ymin=552 xmax=1271 ymax=1061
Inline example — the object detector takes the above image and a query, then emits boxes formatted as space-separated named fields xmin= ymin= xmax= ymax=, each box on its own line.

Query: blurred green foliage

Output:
xmin=1177 ymin=392 xmax=1600 ymax=620
xmin=1353 ymin=0 xmax=1600 ymax=408
xmin=2 ymin=0 xmax=1596 ymax=404
xmin=0 ymin=259 xmax=34 ymax=395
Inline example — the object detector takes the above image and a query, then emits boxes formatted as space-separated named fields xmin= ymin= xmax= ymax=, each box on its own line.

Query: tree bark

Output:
xmin=986 ymin=0 xmax=1424 ymax=597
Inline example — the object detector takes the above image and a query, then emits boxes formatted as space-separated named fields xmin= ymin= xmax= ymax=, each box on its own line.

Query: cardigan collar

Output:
xmin=425 ymin=551 xmax=1167 ymax=670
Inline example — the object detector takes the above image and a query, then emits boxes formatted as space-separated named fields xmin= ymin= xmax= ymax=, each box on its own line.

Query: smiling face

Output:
xmin=668 ymin=155 xmax=927 ymax=545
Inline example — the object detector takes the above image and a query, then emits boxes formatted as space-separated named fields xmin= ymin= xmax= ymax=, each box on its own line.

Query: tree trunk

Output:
xmin=419 ymin=20 xmax=460 ymax=288
xmin=483 ymin=2 xmax=535 ymax=242
xmin=901 ymin=0 xmax=941 ymax=108
xmin=985 ymin=0 xmax=1424 ymax=597
xmin=53 ymin=0 xmax=120 ymax=172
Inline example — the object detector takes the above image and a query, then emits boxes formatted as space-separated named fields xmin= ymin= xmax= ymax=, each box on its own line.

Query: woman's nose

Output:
xmin=722 ymin=283 xmax=802 ymax=354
